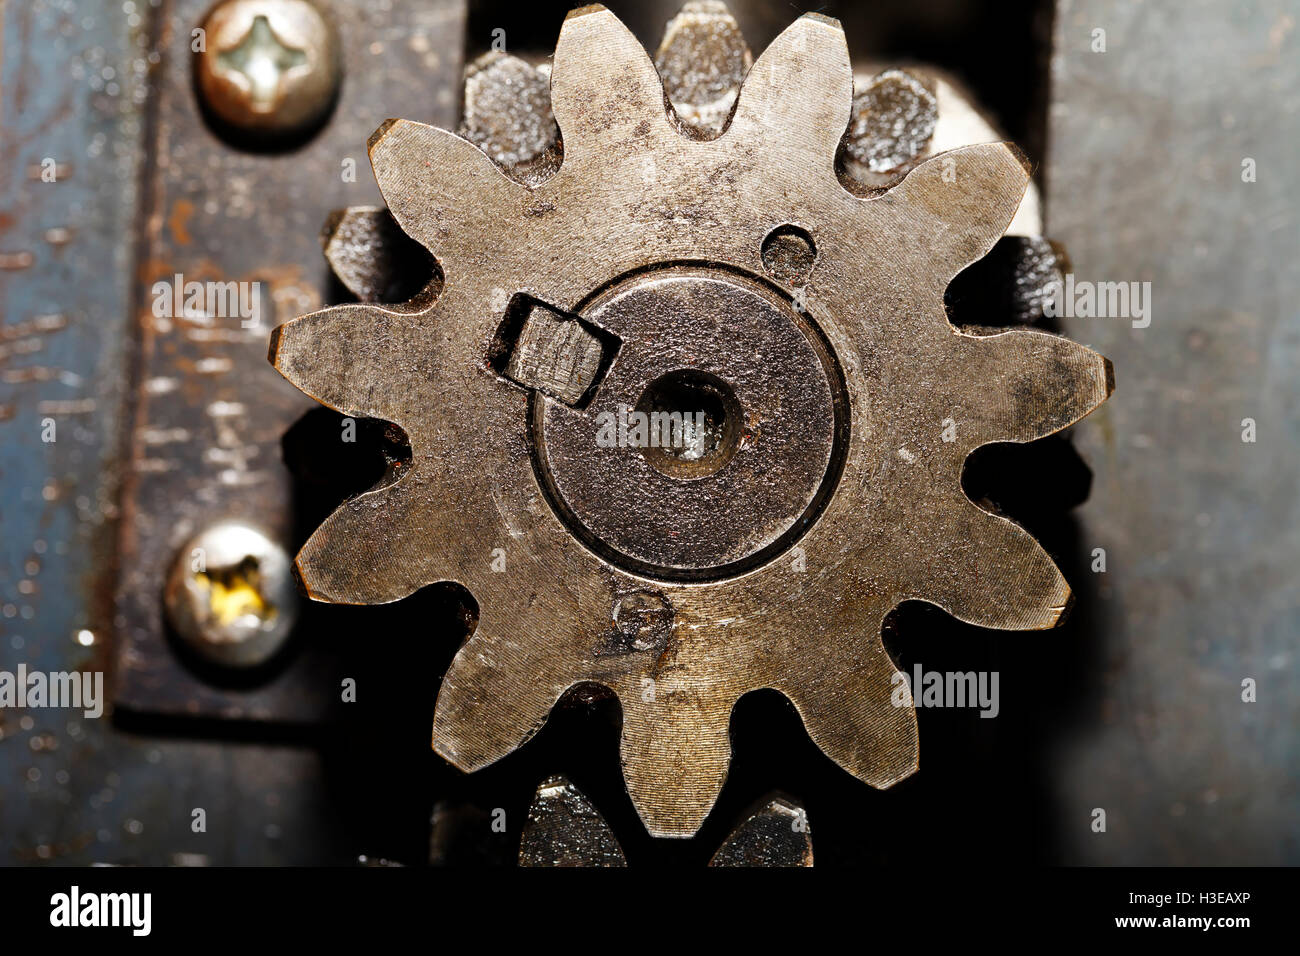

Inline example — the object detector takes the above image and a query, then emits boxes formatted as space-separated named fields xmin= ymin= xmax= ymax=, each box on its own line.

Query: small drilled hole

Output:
xmin=761 ymin=224 xmax=817 ymax=286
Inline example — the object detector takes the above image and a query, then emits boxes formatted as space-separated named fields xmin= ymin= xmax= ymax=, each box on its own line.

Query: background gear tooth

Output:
xmin=654 ymin=1 xmax=752 ymax=139
xmin=710 ymin=797 xmax=813 ymax=867
xmin=320 ymin=206 xmax=434 ymax=304
xmin=519 ymin=775 xmax=627 ymax=867
xmin=946 ymin=235 xmax=1071 ymax=329
xmin=459 ymin=51 xmax=560 ymax=184
xmin=843 ymin=68 xmax=939 ymax=180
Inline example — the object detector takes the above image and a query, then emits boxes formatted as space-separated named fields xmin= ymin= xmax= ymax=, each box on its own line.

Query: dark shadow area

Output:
xmin=467 ymin=0 xmax=1053 ymax=163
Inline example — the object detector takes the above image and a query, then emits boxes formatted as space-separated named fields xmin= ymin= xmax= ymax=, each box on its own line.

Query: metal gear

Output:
xmin=269 ymin=4 xmax=1113 ymax=837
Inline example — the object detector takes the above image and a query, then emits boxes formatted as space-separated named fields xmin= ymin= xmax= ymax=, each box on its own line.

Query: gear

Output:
xmin=269 ymin=5 xmax=1113 ymax=837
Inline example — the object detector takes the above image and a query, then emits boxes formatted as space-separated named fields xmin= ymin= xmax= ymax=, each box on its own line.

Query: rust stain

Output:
xmin=168 ymin=198 xmax=195 ymax=246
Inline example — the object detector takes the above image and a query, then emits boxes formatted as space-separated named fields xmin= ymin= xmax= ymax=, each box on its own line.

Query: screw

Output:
xmin=164 ymin=520 xmax=299 ymax=668
xmin=195 ymin=0 xmax=341 ymax=137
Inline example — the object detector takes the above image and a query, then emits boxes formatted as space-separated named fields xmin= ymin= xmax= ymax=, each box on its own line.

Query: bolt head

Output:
xmin=164 ymin=520 xmax=298 ymax=668
xmin=195 ymin=0 xmax=341 ymax=137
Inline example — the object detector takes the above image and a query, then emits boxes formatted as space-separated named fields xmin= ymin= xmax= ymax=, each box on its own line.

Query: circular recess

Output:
xmin=532 ymin=266 xmax=849 ymax=580
xmin=760 ymin=224 xmax=817 ymax=286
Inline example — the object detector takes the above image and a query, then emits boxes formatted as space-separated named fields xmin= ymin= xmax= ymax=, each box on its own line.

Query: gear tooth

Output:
xmin=294 ymin=481 xmax=437 ymax=605
xmin=270 ymin=304 xmax=420 ymax=426
xmin=730 ymin=13 xmax=853 ymax=170
xmin=870 ymin=142 xmax=1031 ymax=290
xmin=654 ymin=1 xmax=752 ymax=138
xmin=710 ymin=796 xmax=813 ymax=867
xmin=925 ymin=502 xmax=1074 ymax=631
xmin=519 ymin=775 xmax=627 ymax=867
xmin=320 ymin=206 xmax=429 ymax=304
xmin=956 ymin=329 xmax=1114 ymax=447
xmin=779 ymin=636 xmax=919 ymax=790
xmin=367 ymin=119 xmax=523 ymax=261
xmin=432 ymin=630 xmax=572 ymax=772
xmin=619 ymin=692 xmax=732 ymax=838
xmin=549 ymin=5 xmax=675 ymax=167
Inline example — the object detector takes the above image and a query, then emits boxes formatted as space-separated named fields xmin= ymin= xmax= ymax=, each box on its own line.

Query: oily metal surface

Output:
xmin=271 ymin=5 xmax=1112 ymax=837
xmin=517 ymin=775 xmax=627 ymax=867
xmin=709 ymin=795 xmax=813 ymax=867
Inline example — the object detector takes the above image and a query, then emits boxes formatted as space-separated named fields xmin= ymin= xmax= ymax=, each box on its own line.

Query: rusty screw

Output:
xmin=164 ymin=520 xmax=299 ymax=668
xmin=195 ymin=0 xmax=341 ymax=137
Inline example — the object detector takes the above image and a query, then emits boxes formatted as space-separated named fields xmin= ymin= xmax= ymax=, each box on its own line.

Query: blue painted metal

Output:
xmin=0 ymin=0 xmax=351 ymax=866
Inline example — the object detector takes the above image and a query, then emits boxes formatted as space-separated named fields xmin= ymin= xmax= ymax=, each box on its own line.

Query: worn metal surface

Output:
xmin=536 ymin=269 xmax=841 ymax=575
xmin=1045 ymin=0 xmax=1300 ymax=864
xmin=709 ymin=795 xmax=812 ymax=866
xmin=114 ymin=0 xmax=467 ymax=722
xmin=503 ymin=302 xmax=607 ymax=407
xmin=272 ymin=5 xmax=1112 ymax=837
xmin=195 ymin=0 xmax=342 ymax=137
xmin=517 ymin=774 xmax=627 ymax=866
xmin=0 ymin=0 xmax=357 ymax=866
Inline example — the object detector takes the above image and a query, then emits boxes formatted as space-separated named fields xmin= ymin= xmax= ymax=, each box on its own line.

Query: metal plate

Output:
xmin=1046 ymin=0 xmax=1300 ymax=864
xmin=113 ymin=0 xmax=466 ymax=722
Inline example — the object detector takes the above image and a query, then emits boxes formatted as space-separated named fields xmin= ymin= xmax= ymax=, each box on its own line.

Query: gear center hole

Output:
xmin=634 ymin=370 xmax=742 ymax=480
